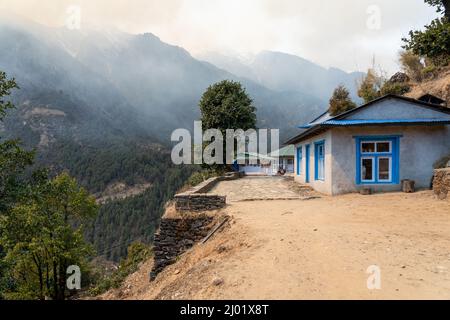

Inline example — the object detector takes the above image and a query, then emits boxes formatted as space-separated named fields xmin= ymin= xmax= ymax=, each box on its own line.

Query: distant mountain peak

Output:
xmin=200 ymin=50 xmax=364 ymax=102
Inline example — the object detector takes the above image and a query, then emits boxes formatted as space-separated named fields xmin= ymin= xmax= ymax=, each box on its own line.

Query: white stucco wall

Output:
xmin=331 ymin=125 xmax=450 ymax=194
xmin=294 ymin=131 xmax=332 ymax=195
xmin=294 ymin=125 xmax=450 ymax=195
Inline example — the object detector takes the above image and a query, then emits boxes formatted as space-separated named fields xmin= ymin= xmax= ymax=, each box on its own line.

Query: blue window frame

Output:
xmin=355 ymin=136 xmax=401 ymax=185
xmin=296 ymin=146 xmax=302 ymax=175
xmin=314 ymin=140 xmax=325 ymax=181
xmin=305 ymin=145 xmax=310 ymax=183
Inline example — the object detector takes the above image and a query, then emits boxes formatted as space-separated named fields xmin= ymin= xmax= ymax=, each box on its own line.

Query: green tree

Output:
xmin=402 ymin=1 xmax=450 ymax=66
xmin=1 ymin=71 xmax=37 ymax=298
xmin=402 ymin=18 xmax=450 ymax=66
xmin=0 ymin=71 xmax=18 ymax=121
xmin=0 ymin=72 xmax=35 ymax=214
xmin=200 ymin=80 xmax=256 ymax=133
xmin=357 ymin=69 xmax=383 ymax=104
xmin=357 ymin=68 xmax=412 ymax=103
xmin=328 ymin=85 xmax=357 ymax=116
xmin=0 ymin=173 xmax=98 ymax=300
xmin=199 ymin=80 xmax=257 ymax=168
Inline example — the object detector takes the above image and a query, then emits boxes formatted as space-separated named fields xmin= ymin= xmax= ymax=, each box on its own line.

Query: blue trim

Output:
xmin=352 ymin=134 xmax=403 ymax=139
xmin=354 ymin=135 xmax=400 ymax=185
xmin=314 ymin=140 xmax=325 ymax=181
xmin=296 ymin=146 xmax=302 ymax=176
xmin=305 ymin=145 xmax=310 ymax=183
xmin=314 ymin=139 xmax=326 ymax=145
xmin=322 ymin=119 xmax=450 ymax=126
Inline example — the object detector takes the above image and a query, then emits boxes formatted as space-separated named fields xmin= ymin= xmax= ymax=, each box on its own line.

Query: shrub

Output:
xmin=380 ymin=82 xmax=411 ymax=96
xmin=422 ymin=64 xmax=439 ymax=79
xmin=187 ymin=169 xmax=221 ymax=187
xmin=88 ymin=242 xmax=152 ymax=296
xmin=399 ymin=51 xmax=425 ymax=82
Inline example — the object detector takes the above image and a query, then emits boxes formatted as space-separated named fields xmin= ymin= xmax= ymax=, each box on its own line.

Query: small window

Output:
xmin=362 ymin=142 xmax=375 ymax=153
xmin=356 ymin=136 xmax=399 ymax=185
xmin=378 ymin=157 xmax=391 ymax=181
xmin=361 ymin=157 xmax=374 ymax=182
xmin=376 ymin=142 xmax=391 ymax=153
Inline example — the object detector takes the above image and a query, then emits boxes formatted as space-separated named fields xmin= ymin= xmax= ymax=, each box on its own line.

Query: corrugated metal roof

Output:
xmin=321 ymin=119 xmax=450 ymax=126
xmin=286 ymin=94 xmax=450 ymax=145
xmin=235 ymin=152 xmax=275 ymax=161
xmin=271 ymin=145 xmax=295 ymax=157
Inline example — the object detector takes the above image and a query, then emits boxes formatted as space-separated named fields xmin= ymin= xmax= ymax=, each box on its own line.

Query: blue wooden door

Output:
xmin=305 ymin=144 xmax=310 ymax=183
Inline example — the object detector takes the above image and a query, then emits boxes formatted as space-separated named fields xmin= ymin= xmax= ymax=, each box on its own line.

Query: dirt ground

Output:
xmin=102 ymin=189 xmax=450 ymax=300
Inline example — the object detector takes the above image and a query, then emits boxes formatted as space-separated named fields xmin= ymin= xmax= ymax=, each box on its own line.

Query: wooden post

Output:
xmin=402 ymin=179 xmax=415 ymax=193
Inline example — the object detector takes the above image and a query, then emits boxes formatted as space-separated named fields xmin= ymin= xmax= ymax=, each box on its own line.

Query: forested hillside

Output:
xmin=0 ymin=15 xmax=363 ymax=261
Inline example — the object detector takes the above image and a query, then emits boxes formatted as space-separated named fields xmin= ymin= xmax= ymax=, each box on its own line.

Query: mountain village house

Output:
xmin=233 ymin=146 xmax=295 ymax=176
xmin=286 ymin=94 xmax=450 ymax=195
xmin=271 ymin=145 xmax=295 ymax=174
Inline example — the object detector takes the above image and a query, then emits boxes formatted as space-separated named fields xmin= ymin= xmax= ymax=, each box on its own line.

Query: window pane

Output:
xmin=377 ymin=142 xmax=391 ymax=153
xmin=362 ymin=158 xmax=373 ymax=181
xmin=362 ymin=143 xmax=375 ymax=153
xmin=318 ymin=158 xmax=324 ymax=180
xmin=378 ymin=158 xmax=390 ymax=180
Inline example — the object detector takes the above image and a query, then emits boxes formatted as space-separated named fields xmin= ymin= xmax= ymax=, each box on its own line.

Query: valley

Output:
xmin=0 ymin=16 xmax=364 ymax=262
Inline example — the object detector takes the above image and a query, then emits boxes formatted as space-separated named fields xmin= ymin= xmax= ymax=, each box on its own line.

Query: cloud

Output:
xmin=0 ymin=0 xmax=440 ymax=74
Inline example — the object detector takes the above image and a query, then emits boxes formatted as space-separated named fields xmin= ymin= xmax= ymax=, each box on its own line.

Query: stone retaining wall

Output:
xmin=433 ymin=168 xmax=450 ymax=200
xmin=150 ymin=215 xmax=214 ymax=280
xmin=174 ymin=172 xmax=242 ymax=211
xmin=175 ymin=194 xmax=226 ymax=211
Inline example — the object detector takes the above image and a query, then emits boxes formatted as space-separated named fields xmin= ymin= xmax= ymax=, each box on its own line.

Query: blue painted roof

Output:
xmin=287 ymin=95 xmax=450 ymax=145
xmin=321 ymin=119 xmax=450 ymax=126
xmin=298 ymin=119 xmax=450 ymax=130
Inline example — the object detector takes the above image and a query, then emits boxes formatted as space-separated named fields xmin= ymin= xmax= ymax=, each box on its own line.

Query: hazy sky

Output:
xmin=0 ymin=0 xmax=440 ymax=74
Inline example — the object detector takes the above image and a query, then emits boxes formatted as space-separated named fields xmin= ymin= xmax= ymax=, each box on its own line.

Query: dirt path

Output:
xmin=205 ymin=192 xmax=450 ymax=299
xmin=104 ymin=190 xmax=450 ymax=300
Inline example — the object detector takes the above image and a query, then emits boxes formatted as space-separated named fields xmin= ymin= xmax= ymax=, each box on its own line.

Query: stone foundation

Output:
xmin=433 ymin=168 xmax=450 ymax=200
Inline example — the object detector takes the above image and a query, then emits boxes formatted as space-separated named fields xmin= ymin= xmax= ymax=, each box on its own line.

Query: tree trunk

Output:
xmin=52 ymin=261 xmax=59 ymax=300
xmin=32 ymin=254 xmax=44 ymax=300
xmin=58 ymin=260 xmax=67 ymax=300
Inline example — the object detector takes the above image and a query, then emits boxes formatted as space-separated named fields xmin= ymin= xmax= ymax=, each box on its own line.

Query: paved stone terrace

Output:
xmin=209 ymin=176 xmax=319 ymax=202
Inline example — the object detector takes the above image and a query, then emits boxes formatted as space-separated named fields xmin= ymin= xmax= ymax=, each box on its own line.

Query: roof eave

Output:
xmin=285 ymin=120 xmax=450 ymax=145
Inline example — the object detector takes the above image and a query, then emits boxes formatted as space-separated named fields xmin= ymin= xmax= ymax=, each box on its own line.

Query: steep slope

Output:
xmin=0 ymin=17 xmax=338 ymax=260
xmin=405 ymin=67 xmax=450 ymax=104
xmin=0 ymin=20 xmax=153 ymax=146
xmin=100 ymin=191 xmax=450 ymax=300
